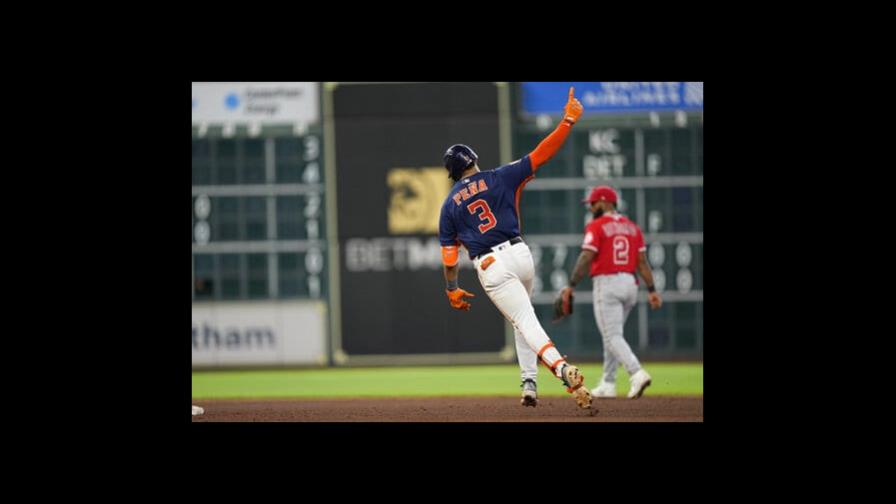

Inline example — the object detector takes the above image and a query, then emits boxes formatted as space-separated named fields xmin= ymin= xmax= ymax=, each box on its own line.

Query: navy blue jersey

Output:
xmin=439 ymin=155 xmax=534 ymax=259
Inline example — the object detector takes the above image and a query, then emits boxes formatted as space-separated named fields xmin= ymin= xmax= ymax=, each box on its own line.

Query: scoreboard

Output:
xmin=191 ymin=126 xmax=327 ymax=302
xmin=514 ymin=82 xmax=703 ymax=359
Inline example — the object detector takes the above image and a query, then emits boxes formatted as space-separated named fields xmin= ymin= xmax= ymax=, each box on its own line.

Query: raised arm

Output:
xmin=529 ymin=86 xmax=584 ymax=171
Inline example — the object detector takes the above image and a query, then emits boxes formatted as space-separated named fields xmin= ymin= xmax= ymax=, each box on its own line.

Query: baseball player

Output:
xmin=439 ymin=87 xmax=592 ymax=410
xmin=554 ymin=186 xmax=662 ymax=399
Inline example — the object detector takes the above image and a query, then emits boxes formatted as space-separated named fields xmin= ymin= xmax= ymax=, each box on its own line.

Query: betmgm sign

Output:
xmin=328 ymin=82 xmax=511 ymax=364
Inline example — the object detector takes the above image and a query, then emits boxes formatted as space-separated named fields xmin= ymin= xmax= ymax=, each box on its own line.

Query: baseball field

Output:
xmin=191 ymin=362 xmax=703 ymax=422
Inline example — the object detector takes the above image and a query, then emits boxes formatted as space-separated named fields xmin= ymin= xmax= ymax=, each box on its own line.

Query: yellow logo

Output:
xmin=387 ymin=167 xmax=451 ymax=235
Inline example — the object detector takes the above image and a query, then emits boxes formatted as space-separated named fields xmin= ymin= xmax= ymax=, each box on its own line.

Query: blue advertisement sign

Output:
xmin=522 ymin=82 xmax=703 ymax=114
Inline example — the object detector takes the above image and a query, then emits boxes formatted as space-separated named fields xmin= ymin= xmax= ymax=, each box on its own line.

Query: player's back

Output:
xmin=439 ymin=157 xmax=535 ymax=260
xmin=585 ymin=212 xmax=645 ymax=276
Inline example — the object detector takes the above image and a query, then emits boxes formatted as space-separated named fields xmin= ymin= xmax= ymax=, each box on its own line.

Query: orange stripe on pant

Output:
xmin=536 ymin=342 xmax=565 ymax=374
xmin=550 ymin=358 xmax=566 ymax=373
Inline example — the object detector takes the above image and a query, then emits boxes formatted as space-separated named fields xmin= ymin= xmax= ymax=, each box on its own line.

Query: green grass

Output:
xmin=192 ymin=362 xmax=702 ymax=399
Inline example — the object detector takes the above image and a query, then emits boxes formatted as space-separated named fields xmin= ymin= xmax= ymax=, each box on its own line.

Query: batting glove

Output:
xmin=563 ymin=87 xmax=583 ymax=125
xmin=446 ymin=288 xmax=475 ymax=311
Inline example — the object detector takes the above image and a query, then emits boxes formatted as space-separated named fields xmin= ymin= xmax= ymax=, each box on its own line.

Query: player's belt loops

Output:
xmin=493 ymin=236 xmax=524 ymax=251
xmin=475 ymin=236 xmax=523 ymax=260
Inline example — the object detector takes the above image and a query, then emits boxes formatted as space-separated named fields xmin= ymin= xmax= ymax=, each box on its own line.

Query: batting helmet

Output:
xmin=583 ymin=186 xmax=618 ymax=205
xmin=444 ymin=144 xmax=478 ymax=180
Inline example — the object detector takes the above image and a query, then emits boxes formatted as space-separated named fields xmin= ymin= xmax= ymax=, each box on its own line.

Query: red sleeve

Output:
xmin=582 ymin=221 xmax=600 ymax=253
xmin=529 ymin=121 xmax=573 ymax=172
xmin=636 ymin=226 xmax=646 ymax=253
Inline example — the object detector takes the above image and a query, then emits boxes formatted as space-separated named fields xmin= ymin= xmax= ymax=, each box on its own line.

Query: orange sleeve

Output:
xmin=441 ymin=245 xmax=459 ymax=267
xmin=529 ymin=120 xmax=573 ymax=171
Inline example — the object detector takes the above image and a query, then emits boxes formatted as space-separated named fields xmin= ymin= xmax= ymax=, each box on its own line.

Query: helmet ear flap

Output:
xmin=447 ymin=163 xmax=459 ymax=181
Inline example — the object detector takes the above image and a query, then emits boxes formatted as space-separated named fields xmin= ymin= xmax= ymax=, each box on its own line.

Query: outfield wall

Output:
xmin=191 ymin=300 xmax=327 ymax=368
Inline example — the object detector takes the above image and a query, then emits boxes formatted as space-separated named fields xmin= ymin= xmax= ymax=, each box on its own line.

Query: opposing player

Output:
xmin=438 ymin=87 xmax=592 ymax=410
xmin=555 ymin=186 xmax=662 ymax=399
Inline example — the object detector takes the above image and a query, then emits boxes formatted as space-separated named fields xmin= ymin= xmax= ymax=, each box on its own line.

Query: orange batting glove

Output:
xmin=562 ymin=86 xmax=583 ymax=125
xmin=446 ymin=288 xmax=475 ymax=311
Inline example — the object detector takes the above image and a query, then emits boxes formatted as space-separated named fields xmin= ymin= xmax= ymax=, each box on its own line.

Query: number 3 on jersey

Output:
xmin=467 ymin=199 xmax=497 ymax=234
xmin=613 ymin=235 xmax=630 ymax=265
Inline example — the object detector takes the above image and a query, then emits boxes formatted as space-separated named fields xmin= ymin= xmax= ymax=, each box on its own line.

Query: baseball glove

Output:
xmin=552 ymin=287 xmax=574 ymax=322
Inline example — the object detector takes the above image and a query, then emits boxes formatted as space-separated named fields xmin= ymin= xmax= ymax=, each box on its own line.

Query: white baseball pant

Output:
xmin=473 ymin=240 xmax=566 ymax=381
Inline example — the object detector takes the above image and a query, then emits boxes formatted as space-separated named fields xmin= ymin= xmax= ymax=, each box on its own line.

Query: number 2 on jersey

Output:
xmin=467 ymin=199 xmax=497 ymax=234
xmin=613 ymin=235 xmax=630 ymax=265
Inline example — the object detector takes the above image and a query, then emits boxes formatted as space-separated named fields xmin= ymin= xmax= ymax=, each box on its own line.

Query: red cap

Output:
xmin=582 ymin=186 xmax=618 ymax=204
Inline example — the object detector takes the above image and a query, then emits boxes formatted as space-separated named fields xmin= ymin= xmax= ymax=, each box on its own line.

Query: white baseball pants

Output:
xmin=592 ymin=272 xmax=642 ymax=383
xmin=473 ymin=240 xmax=566 ymax=382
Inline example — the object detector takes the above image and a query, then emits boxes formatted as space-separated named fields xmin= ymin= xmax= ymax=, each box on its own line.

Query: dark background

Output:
xmin=333 ymin=82 xmax=506 ymax=355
